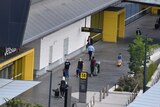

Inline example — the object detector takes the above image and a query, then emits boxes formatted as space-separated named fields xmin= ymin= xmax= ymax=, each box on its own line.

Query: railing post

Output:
xmin=106 ymin=84 xmax=109 ymax=96
xmin=90 ymin=100 xmax=93 ymax=107
xmin=93 ymin=95 xmax=95 ymax=106
xmin=99 ymin=90 xmax=102 ymax=102
xmin=103 ymin=88 xmax=106 ymax=99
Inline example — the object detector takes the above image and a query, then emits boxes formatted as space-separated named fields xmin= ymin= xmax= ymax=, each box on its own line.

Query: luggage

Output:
xmin=55 ymin=89 xmax=59 ymax=97
xmin=53 ymin=88 xmax=59 ymax=97
xmin=155 ymin=23 xmax=159 ymax=29
xmin=93 ymin=66 xmax=97 ymax=76
xmin=117 ymin=60 xmax=122 ymax=67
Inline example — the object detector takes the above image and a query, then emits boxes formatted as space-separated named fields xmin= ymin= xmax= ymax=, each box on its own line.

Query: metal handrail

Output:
xmin=99 ymin=85 xmax=110 ymax=102
xmin=72 ymin=102 xmax=77 ymax=107
xmin=126 ymin=84 xmax=139 ymax=106
xmin=85 ymin=93 xmax=96 ymax=107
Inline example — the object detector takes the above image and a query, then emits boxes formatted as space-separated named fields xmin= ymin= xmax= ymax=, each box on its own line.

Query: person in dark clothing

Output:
xmin=64 ymin=59 xmax=71 ymax=78
xmin=59 ymin=76 xmax=68 ymax=97
xmin=136 ymin=28 xmax=141 ymax=36
xmin=87 ymin=36 xmax=93 ymax=45
xmin=90 ymin=56 xmax=96 ymax=77
xmin=76 ymin=58 xmax=83 ymax=77
xmin=86 ymin=36 xmax=93 ymax=49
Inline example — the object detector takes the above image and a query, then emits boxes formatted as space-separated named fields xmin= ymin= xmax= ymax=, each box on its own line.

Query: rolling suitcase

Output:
xmin=53 ymin=88 xmax=59 ymax=97
xmin=155 ymin=23 xmax=159 ymax=29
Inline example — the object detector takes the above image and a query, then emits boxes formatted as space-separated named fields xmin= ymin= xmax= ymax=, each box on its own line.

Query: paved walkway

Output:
xmin=18 ymin=14 xmax=160 ymax=107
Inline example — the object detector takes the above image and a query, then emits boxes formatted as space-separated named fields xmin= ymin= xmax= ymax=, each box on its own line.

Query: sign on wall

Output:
xmin=0 ymin=47 xmax=19 ymax=57
xmin=0 ymin=0 xmax=31 ymax=48
xmin=81 ymin=27 xmax=102 ymax=33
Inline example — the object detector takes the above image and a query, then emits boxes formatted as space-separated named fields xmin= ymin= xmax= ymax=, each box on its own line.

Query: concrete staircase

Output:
xmin=72 ymin=91 xmax=132 ymax=107
xmin=94 ymin=92 xmax=131 ymax=107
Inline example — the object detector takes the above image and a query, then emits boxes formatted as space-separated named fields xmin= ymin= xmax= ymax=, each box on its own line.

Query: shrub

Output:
xmin=4 ymin=98 xmax=43 ymax=107
xmin=116 ymin=76 xmax=137 ymax=92
xmin=147 ymin=63 xmax=157 ymax=82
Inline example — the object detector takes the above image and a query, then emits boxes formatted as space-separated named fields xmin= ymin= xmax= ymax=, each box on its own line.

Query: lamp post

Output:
xmin=47 ymin=70 xmax=53 ymax=107
xmin=143 ymin=35 xmax=147 ymax=93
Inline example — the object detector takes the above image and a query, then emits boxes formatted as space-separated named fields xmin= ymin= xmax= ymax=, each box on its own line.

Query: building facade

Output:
xmin=24 ymin=17 xmax=91 ymax=76
xmin=0 ymin=0 xmax=154 ymax=80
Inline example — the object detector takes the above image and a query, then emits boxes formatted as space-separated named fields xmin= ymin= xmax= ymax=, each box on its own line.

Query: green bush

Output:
xmin=134 ymin=72 xmax=143 ymax=90
xmin=115 ymin=87 xmax=123 ymax=91
xmin=147 ymin=63 xmax=157 ymax=82
xmin=116 ymin=76 xmax=137 ymax=92
xmin=4 ymin=98 xmax=43 ymax=107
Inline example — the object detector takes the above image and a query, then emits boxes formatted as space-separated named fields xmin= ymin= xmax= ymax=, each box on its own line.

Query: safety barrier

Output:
xmin=99 ymin=84 xmax=110 ymax=102
xmin=126 ymin=84 xmax=139 ymax=106
xmin=86 ymin=93 xmax=96 ymax=107
xmin=72 ymin=102 xmax=77 ymax=107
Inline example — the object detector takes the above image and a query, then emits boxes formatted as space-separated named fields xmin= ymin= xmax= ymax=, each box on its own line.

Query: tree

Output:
xmin=127 ymin=35 xmax=158 ymax=75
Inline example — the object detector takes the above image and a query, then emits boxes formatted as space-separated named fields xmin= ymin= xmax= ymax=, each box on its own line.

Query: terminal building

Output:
xmin=0 ymin=0 xmax=160 ymax=80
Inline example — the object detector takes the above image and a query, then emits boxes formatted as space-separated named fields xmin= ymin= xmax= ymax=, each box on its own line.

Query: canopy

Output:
xmin=128 ymin=81 xmax=160 ymax=107
xmin=0 ymin=79 xmax=40 ymax=105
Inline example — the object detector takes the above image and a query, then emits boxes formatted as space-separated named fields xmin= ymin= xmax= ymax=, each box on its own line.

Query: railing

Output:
xmin=86 ymin=93 xmax=96 ymax=107
xmin=72 ymin=102 xmax=77 ymax=107
xmin=99 ymin=84 xmax=110 ymax=102
xmin=126 ymin=84 xmax=139 ymax=106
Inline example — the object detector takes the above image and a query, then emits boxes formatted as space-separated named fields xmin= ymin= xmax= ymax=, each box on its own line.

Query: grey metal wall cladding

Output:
xmin=124 ymin=0 xmax=160 ymax=6
xmin=23 ymin=0 xmax=119 ymax=45
xmin=0 ymin=0 xmax=31 ymax=48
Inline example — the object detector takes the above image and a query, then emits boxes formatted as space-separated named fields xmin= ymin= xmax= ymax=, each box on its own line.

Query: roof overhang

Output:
xmin=128 ymin=81 xmax=160 ymax=107
xmin=0 ymin=79 xmax=40 ymax=106
xmin=23 ymin=0 xmax=119 ymax=45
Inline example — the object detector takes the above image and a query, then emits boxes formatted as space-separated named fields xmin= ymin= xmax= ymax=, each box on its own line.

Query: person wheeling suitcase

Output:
xmin=117 ymin=53 xmax=122 ymax=67
xmin=59 ymin=76 xmax=68 ymax=97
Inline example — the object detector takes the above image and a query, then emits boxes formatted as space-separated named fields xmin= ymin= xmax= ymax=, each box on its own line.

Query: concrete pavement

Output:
xmin=18 ymin=14 xmax=160 ymax=107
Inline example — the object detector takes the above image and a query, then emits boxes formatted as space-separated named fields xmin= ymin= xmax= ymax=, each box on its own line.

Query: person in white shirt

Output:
xmin=87 ymin=44 xmax=95 ymax=60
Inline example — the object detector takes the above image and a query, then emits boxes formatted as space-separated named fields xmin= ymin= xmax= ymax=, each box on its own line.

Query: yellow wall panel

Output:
xmin=103 ymin=8 xmax=125 ymax=42
xmin=0 ymin=49 xmax=34 ymax=80
xmin=103 ymin=11 xmax=118 ymax=42
xmin=23 ymin=50 xmax=34 ymax=80
xmin=118 ymin=10 xmax=125 ymax=38
xmin=151 ymin=6 xmax=160 ymax=14
xmin=0 ymin=49 xmax=34 ymax=69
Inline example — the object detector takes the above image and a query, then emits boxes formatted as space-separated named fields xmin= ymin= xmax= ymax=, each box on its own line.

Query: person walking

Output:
xmin=86 ymin=36 xmax=93 ymax=50
xmin=87 ymin=36 xmax=93 ymax=45
xmin=59 ymin=76 xmax=68 ymax=97
xmin=76 ymin=58 xmax=83 ymax=77
xmin=87 ymin=44 xmax=95 ymax=60
xmin=90 ymin=56 xmax=96 ymax=77
xmin=64 ymin=59 xmax=71 ymax=79
xmin=136 ymin=28 xmax=141 ymax=36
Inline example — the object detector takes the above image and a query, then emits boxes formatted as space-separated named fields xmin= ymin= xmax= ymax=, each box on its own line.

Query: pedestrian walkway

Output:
xmin=18 ymin=14 xmax=160 ymax=107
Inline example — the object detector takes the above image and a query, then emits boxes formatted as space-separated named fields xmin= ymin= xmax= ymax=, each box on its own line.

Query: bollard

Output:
xmin=93 ymin=95 xmax=95 ymax=106
xmin=86 ymin=103 xmax=89 ymax=107
xmin=99 ymin=90 xmax=102 ymax=102
xmin=90 ymin=100 xmax=92 ymax=107
xmin=130 ymin=96 xmax=132 ymax=102
xmin=106 ymin=84 xmax=109 ymax=96
xmin=103 ymin=88 xmax=106 ymax=99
